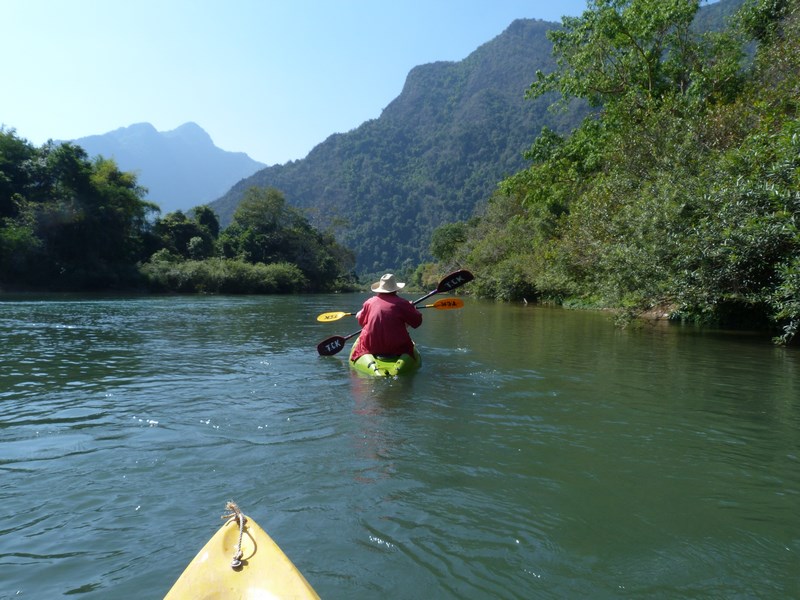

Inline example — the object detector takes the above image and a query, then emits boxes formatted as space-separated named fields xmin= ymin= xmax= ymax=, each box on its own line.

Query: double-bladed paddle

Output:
xmin=316 ymin=297 xmax=464 ymax=323
xmin=316 ymin=269 xmax=474 ymax=356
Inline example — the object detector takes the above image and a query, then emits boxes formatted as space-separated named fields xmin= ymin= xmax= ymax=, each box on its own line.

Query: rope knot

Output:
xmin=222 ymin=501 xmax=247 ymax=569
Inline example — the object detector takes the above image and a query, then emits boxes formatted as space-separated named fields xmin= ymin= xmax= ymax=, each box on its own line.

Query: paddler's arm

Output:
xmin=407 ymin=301 xmax=423 ymax=329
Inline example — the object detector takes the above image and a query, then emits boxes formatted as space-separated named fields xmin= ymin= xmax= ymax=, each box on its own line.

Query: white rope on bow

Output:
xmin=222 ymin=501 xmax=247 ymax=569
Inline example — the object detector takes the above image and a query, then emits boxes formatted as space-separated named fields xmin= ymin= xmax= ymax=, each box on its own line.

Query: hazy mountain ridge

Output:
xmin=72 ymin=122 xmax=265 ymax=214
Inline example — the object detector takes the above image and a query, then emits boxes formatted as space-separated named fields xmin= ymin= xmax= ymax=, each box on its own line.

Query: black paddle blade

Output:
xmin=317 ymin=335 xmax=347 ymax=356
xmin=435 ymin=269 xmax=474 ymax=293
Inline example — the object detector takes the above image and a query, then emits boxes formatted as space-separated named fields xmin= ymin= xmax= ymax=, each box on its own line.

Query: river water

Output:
xmin=1 ymin=294 xmax=798 ymax=599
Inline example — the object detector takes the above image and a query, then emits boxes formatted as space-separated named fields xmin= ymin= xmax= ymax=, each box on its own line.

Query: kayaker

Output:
xmin=350 ymin=273 xmax=423 ymax=363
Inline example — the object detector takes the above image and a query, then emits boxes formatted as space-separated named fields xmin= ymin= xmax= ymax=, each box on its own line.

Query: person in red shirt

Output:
xmin=350 ymin=273 xmax=423 ymax=363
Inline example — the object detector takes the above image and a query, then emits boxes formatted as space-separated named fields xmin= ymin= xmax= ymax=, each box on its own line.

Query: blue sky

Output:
xmin=2 ymin=1 xmax=592 ymax=165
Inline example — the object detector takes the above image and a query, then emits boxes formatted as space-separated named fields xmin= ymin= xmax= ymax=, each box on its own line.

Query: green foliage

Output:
xmin=771 ymin=257 xmax=800 ymax=344
xmin=146 ymin=188 xmax=355 ymax=293
xmin=430 ymin=221 xmax=468 ymax=262
xmin=192 ymin=204 xmax=220 ymax=238
xmin=735 ymin=0 xmax=791 ymax=41
xmin=0 ymin=198 xmax=41 ymax=280
xmin=440 ymin=0 xmax=800 ymax=343
xmin=446 ymin=191 xmax=543 ymax=302
xmin=153 ymin=209 xmax=215 ymax=259
xmin=216 ymin=186 xmax=355 ymax=290
xmin=0 ymin=128 xmax=37 ymax=218
xmin=0 ymin=133 xmax=157 ymax=289
xmin=140 ymin=258 xmax=308 ymax=294
xmin=676 ymin=117 xmax=800 ymax=332
xmin=529 ymin=0 xmax=703 ymax=108
xmin=1 ymin=132 xmax=354 ymax=294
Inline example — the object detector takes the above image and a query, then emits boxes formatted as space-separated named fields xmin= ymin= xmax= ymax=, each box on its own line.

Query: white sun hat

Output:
xmin=371 ymin=273 xmax=406 ymax=293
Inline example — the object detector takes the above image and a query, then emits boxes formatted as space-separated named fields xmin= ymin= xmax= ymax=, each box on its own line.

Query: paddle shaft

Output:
xmin=316 ymin=270 xmax=473 ymax=356
xmin=317 ymin=298 xmax=462 ymax=322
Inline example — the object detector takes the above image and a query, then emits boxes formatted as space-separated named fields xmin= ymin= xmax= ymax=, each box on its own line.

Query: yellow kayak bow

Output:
xmin=164 ymin=503 xmax=319 ymax=600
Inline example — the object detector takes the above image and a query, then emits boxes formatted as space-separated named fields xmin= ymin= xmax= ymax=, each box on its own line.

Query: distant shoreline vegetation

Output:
xmin=0 ymin=133 xmax=356 ymax=295
xmin=140 ymin=257 xmax=308 ymax=294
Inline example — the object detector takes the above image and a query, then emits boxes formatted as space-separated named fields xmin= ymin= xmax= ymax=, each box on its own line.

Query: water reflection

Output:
xmin=347 ymin=373 xmax=417 ymax=486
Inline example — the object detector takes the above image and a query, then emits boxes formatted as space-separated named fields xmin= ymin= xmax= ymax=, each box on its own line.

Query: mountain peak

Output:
xmin=166 ymin=122 xmax=213 ymax=144
xmin=71 ymin=123 xmax=265 ymax=213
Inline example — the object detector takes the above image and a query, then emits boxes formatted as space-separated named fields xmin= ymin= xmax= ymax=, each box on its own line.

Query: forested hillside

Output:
xmin=435 ymin=0 xmax=799 ymax=344
xmin=211 ymin=19 xmax=588 ymax=273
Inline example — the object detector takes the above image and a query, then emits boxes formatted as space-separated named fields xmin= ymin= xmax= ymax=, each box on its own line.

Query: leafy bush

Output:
xmin=140 ymin=258 xmax=308 ymax=294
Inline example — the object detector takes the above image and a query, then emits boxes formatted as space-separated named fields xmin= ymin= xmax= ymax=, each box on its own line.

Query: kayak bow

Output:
xmin=163 ymin=503 xmax=319 ymax=599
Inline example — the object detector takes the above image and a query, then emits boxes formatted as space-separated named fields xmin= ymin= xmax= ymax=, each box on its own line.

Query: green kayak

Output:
xmin=349 ymin=337 xmax=421 ymax=377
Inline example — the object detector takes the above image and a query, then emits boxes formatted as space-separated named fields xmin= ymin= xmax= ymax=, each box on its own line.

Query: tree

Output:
xmin=0 ymin=128 xmax=36 ymax=218
xmin=430 ymin=221 xmax=468 ymax=262
xmin=1 ymin=138 xmax=156 ymax=289
xmin=153 ymin=209 xmax=215 ymax=259
xmin=89 ymin=156 xmax=156 ymax=261
xmin=192 ymin=204 xmax=220 ymax=238
xmin=527 ymin=0 xmax=743 ymax=112
xmin=736 ymin=0 xmax=792 ymax=41
xmin=231 ymin=187 xmax=294 ymax=233
xmin=217 ymin=186 xmax=354 ymax=291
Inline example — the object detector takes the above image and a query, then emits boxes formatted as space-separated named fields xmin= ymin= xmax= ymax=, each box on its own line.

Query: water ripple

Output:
xmin=1 ymin=296 xmax=798 ymax=599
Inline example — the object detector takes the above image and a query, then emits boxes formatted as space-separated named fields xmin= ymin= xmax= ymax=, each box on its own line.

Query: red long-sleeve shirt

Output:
xmin=350 ymin=293 xmax=423 ymax=361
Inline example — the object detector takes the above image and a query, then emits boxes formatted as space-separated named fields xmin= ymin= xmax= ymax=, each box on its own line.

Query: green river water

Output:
xmin=1 ymin=294 xmax=798 ymax=599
